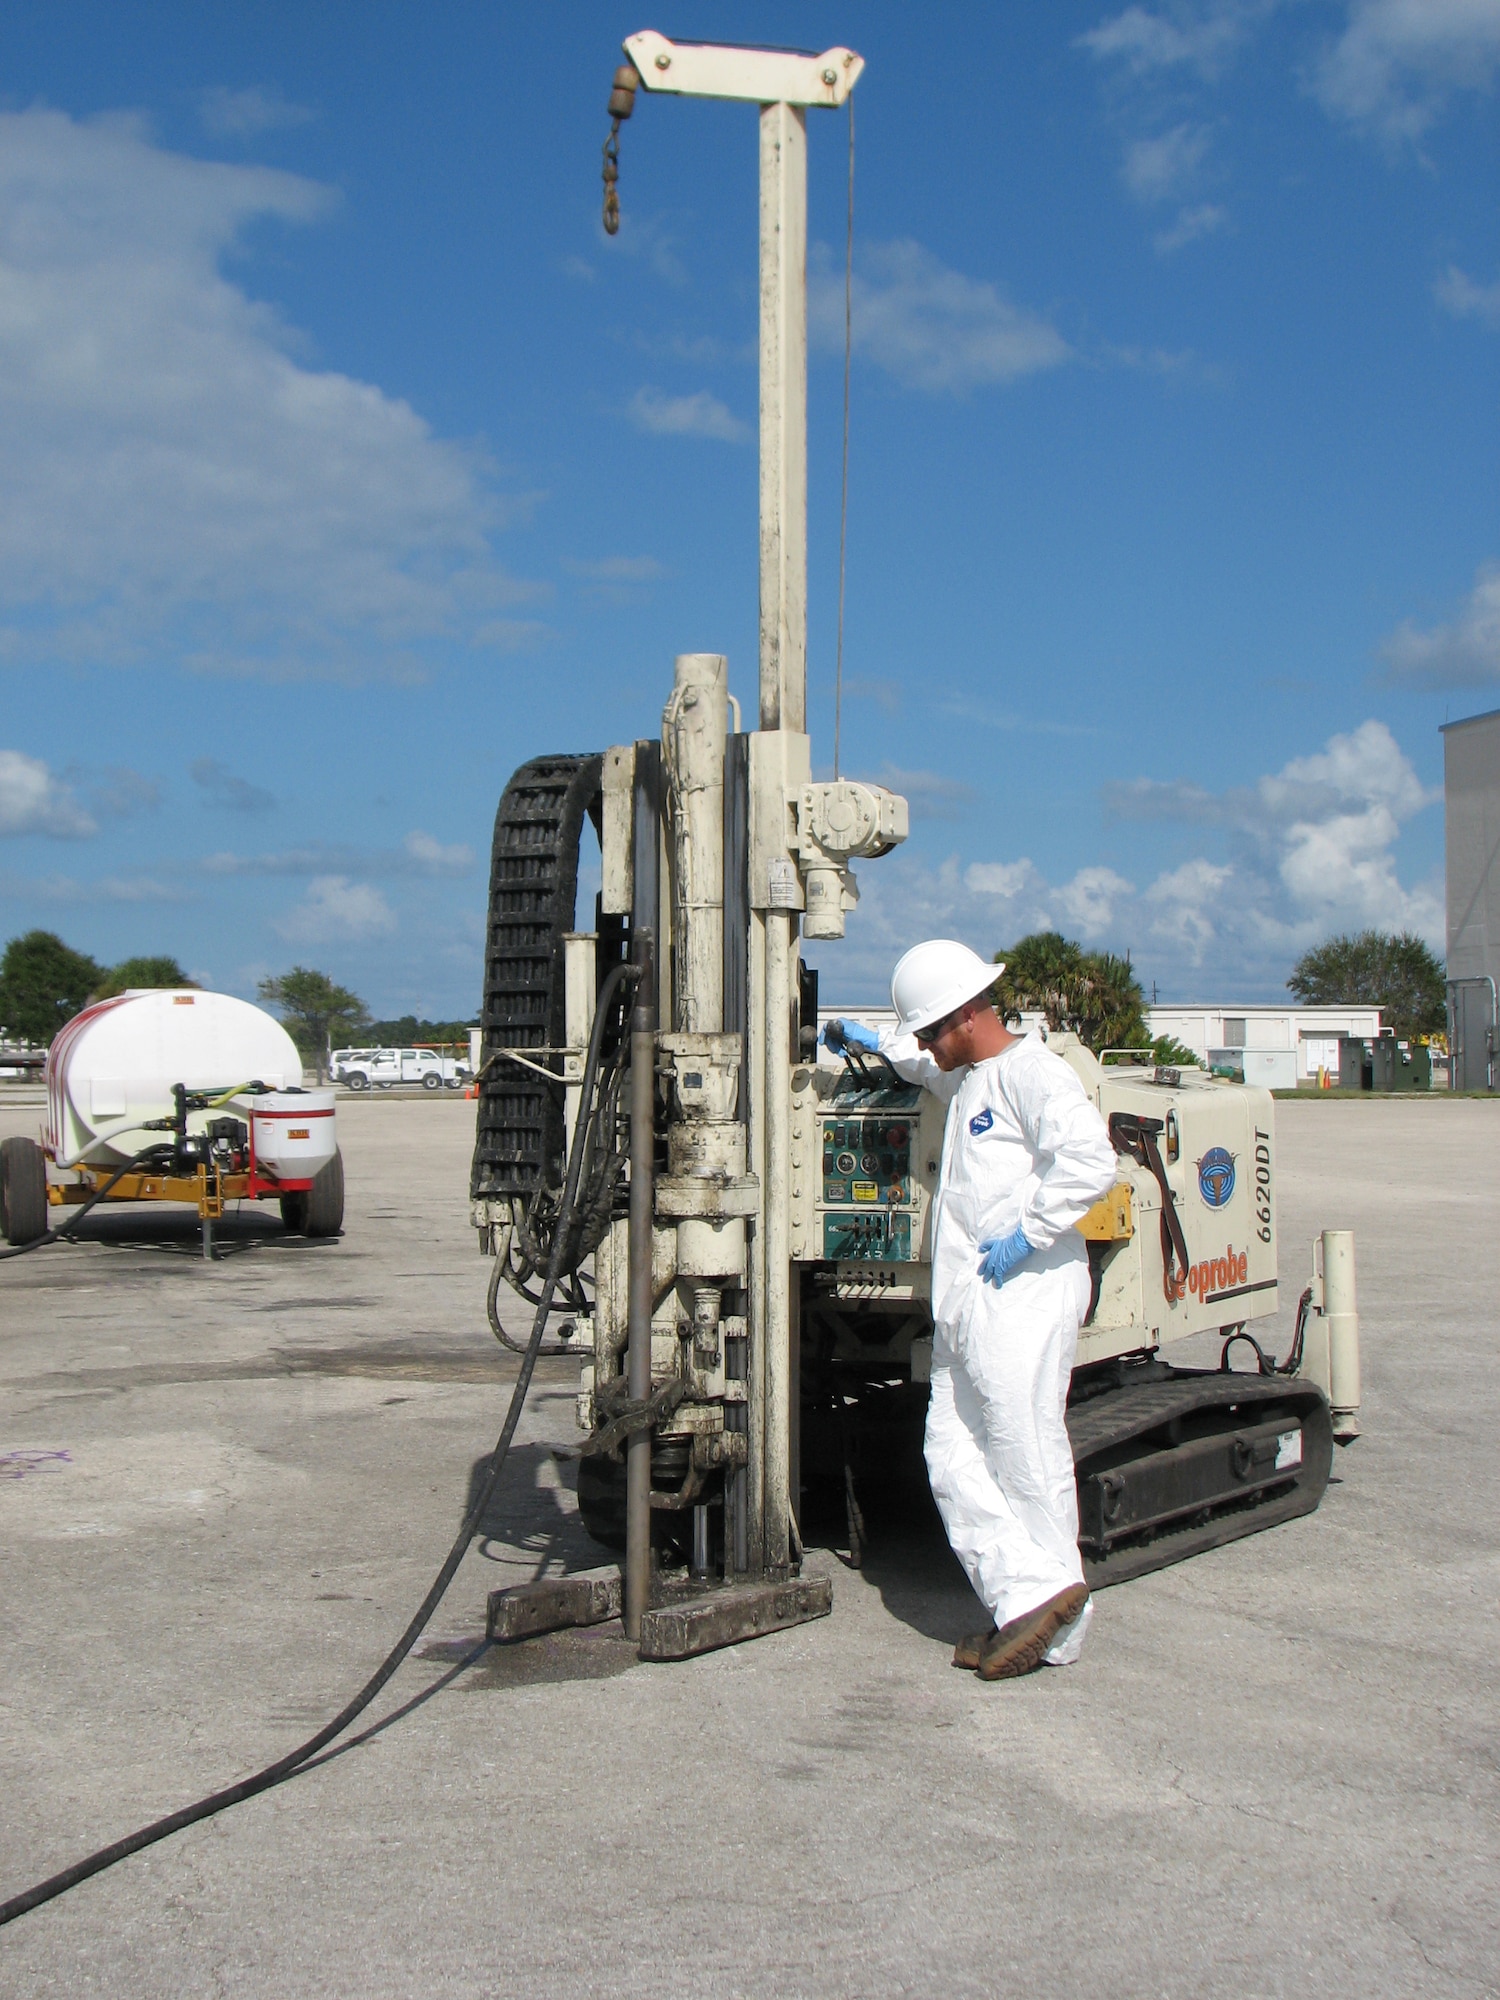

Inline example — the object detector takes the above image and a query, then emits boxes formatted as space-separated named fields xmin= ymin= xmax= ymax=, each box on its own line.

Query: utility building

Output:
xmin=819 ymin=1004 xmax=1380 ymax=1087
xmin=1442 ymin=707 xmax=1500 ymax=1091
xmin=1143 ymin=1005 xmax=1382 ymax=1087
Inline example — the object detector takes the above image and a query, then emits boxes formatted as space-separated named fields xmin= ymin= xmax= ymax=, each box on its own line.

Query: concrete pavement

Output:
xmin=1 ymin=1093 xmax=1496 ymax=1997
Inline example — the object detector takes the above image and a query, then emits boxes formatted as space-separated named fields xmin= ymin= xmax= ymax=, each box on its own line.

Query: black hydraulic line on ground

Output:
xmin=0 ymin=1145 xmax=174 ymax=1263
xmin=0 ymin=959 xmax=641 ymax=1932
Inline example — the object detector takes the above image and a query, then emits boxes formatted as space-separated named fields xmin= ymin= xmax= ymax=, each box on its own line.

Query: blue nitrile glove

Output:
xmin=977 ymin=1226 xmax=1034 ymax=1287
xmin=819 ymin=1018 xmax=880 ymax=1053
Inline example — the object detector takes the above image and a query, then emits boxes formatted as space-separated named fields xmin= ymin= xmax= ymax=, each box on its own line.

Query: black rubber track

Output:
xmin=470 ymin=754 xmax=603 ymax=1205
xmin=1068 ymin=1366 xmax=1334 ymax=1588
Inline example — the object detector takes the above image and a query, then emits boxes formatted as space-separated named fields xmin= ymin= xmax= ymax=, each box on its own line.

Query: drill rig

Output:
xmin=468 ymin=35 xmax=1361 ymax=1659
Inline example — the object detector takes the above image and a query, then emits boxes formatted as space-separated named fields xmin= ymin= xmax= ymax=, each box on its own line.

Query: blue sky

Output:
xmin=0 ymin=2 xmax=1496 ymax=1015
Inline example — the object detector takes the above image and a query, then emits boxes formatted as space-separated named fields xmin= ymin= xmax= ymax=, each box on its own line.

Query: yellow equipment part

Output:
xmin=1076 ymin=1182 xmax=1135 ymax=1242
xmin=47 ymin=1166 xmax=247 ymax=1221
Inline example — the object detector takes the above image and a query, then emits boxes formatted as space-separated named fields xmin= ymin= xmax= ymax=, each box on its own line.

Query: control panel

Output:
xmin=789 ymin=1065 xmax=943 ymax=1266
xmin=819 ymin=1107 xmax=915 ymax=1259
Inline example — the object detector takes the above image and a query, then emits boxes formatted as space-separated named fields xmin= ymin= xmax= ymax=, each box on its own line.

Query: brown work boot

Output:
xmin=976 ymin=1585 xmax=1090 ymax=1682
xmin=951 ymin=1627 xmax=994 ymax=1670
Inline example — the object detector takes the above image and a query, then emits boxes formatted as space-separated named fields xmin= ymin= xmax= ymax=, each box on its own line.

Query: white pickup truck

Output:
xmin=338 ymin=1048 xmax=468 ymax=1092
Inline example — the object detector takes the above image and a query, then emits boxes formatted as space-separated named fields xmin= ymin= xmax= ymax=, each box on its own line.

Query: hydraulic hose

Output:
xmin=1218 ymin=1285 xmax=1316 ymax=1378
xmin=0 ymin=1144 xmax=173 ymax=1263
xmin=0 ymin=959 xmax=641 ymax=1931
xmin=487 ymin=1245 xmax=586 ymax=1357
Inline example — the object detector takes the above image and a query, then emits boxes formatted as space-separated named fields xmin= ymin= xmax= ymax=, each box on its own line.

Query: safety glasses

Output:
xmin=914 ymin=1006 xmax=965 ymax=1048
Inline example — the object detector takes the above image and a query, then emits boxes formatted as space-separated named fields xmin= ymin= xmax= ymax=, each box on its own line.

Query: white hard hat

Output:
xmin=890 ymin=940 xmax=1003 ymax=1036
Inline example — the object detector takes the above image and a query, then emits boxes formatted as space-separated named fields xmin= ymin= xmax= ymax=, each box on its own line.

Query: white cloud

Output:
xmin=1155 ymin=202 xmax=1229 ymax=252
xmin=627 ymin=387 xmax=749 ymax=442
xmin=564 ymin=554 xmax=668 ymax=606
xmin=0 ymin=107 xmax=537 ymax=682
xmin=1077 ymin=4 xmax=1259 ymax=79
xmin=964 ymin=858 xmax=1042 ymax=900
xmin=1277 ymin=805 xmax=1431 ymax=926
xmin=1119 ymin=719 xmax=1443 ymax=950
xmin=1102 ymin=341 xmax=1212 ymax=376
xmin=204 ymin=832 xmax=474 ymax=878
xmin=1084 ymin=0 xmax=1500 ymax=142
xmin=1435 ymin=264 xmax=1500 ymax=328
xmin=810 ymin=239 xmax=1070 ymax=395
xmin=190 ymin=757 xmax=275 ymax=813
xmin=807 ymin=719 xmax=1442 ymax=1004
xmin=940 ymin=697 xmax=1101 ymax=739
xmin=1260 ymin=717 xmax=1432 ymax=821
xmin=1144 ymin=858 xmax=1234 ymax=952
xmin=469 ymin=618 xmax=552 ymax=654
xmin=1310 ymin=0 xmax=1500 ymax=142
xmin=1380 ymin=563 xmax=1500 ymax=685
xmin=89 ymin=875 xmax=187 ymax=903
xmin=0 ymin=749 xmax=96 ymax=837
xmin=0 ymin=867 xmax=186 ymax=902
xmin=1107 ymin=718 xmax=1435 ymax=824
xmin=564 ymin=556 xmax=667 ymax=583
xmin=274 ymin=875 xmax=396 ymax=944
xmin=1106 ymin=775 xmax=1229 ymax=823
xmin=1057 ymin=866 xmax=1136 ymax=935
xmin=401 ymin=830 xmax=475 ymax=874
xmin=1123 ymin=123 xmax=1212 ymax=200
xmin=70 ymin=764 xmax=161 ymax=820
xmin=197 ymin=87 xmax=314 ymax=138
xmin=607 ymin=211 xmax=689 ymax=286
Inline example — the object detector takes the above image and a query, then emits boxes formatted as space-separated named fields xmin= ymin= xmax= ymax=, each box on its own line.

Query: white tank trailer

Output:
xmin=469 ymin=34 xmax=1361 ymax=1662
xmin=0 ymin=990 xmax=343 ymax=1255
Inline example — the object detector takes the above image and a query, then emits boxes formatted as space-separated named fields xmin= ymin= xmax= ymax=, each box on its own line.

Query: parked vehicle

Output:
xmin=340 ymin=1047 xmax=469 ymax=1092
xmin=330 ymin=1047 xmax=380 ymax=1082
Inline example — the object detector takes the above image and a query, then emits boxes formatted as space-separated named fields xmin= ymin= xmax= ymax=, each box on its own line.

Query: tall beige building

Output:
xmin=1442 ymin=706 xmax=1500 ymax=1090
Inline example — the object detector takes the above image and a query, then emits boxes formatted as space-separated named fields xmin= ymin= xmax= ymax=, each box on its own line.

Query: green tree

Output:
xmin=1080 ymin=950 xmax=1150 ymax=1053
xmin=93 ymin=954 xmax=195 ymax=1000
xmin=1147 ymin=1032 xmax=1203 ymax=1069
xmin=365 ymin=1014 xmax=478 ymax=1045
xmin=993 ymin=932 xmax=1154 ymax=1054
xmin=258 ymin=967 xmax=370 ymax=1078
xmin=1287 ymin=930 xmax=1445 ymax=1041
xmin=0 ymin=930 xmax=105 ymax=1045
xmin=993 ymin=932 xmax=1084 ymax=1030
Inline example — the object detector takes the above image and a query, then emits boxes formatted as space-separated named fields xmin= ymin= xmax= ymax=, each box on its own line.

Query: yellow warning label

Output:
xmin=852 ymin=1181 xmax=879 ymax=1203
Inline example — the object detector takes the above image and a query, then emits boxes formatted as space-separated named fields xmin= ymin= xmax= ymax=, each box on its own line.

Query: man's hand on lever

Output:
xmin=818 ymin=1018 xmax=880 ymax=1054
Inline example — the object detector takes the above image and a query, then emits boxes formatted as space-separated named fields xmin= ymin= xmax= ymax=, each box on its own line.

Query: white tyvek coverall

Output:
xmin=883 ymin=1029 xmax=1118 ymax=1662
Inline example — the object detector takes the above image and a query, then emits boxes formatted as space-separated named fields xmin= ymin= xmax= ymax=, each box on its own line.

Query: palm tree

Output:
xmin=992 ymin=933 xmax=1148 ymax=1054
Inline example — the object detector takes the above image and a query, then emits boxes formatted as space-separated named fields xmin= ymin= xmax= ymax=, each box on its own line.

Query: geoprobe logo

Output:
xmin=1168 ymin=1245 xmax=1249 ymax=1303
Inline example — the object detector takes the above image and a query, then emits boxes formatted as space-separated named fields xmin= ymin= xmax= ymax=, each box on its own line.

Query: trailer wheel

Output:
xmin=422 ymin=1072 xmax=443 ymax=1091
xmin=1 ymin=1136 xmax=49 ymax=1246
xmin=280 ymin=1150 xmax=345 ymax=1238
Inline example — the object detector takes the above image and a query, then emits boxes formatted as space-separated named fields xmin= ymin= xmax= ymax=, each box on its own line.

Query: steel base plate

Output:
xmin=638 ymin=1575 xmax=832 ymax=1660
xmin=487 ymin=1568 xmax=621 ymax=1642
